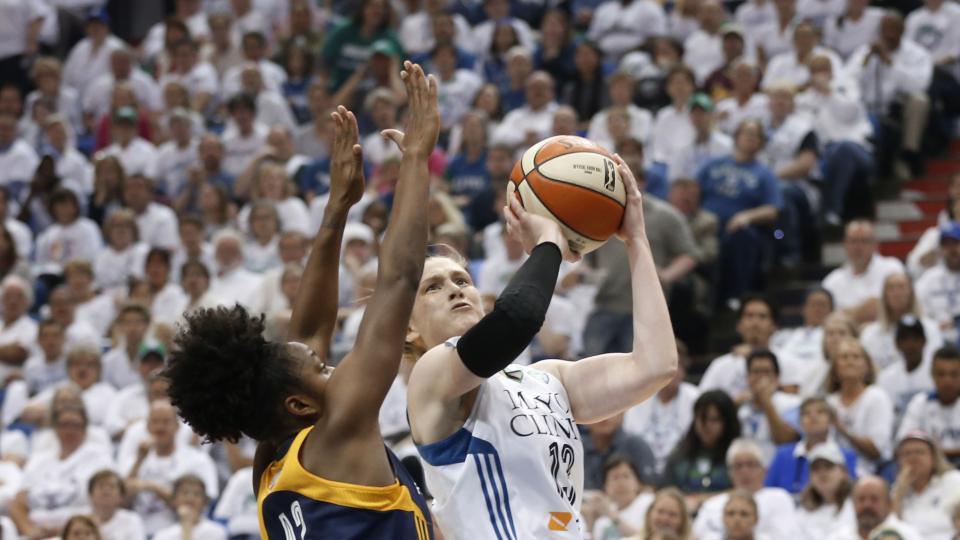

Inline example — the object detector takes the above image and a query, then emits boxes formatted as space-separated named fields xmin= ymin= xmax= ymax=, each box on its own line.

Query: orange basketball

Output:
xmin=508 ymin=135 xmax=625 ymax=254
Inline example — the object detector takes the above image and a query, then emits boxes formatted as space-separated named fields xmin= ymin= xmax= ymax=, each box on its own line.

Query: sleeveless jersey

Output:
xmin=416 ymin=363 xmax=585 ymax=539
xmin=257 ymin=427 xmax=433 ymax=540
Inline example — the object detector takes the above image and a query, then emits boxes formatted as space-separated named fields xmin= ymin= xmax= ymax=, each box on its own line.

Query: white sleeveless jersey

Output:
xmin=416 ymin=363 xmax=585 ymax=539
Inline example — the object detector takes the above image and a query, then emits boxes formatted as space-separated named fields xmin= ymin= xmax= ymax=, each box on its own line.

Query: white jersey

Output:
xmin=417 ymin=363 xmax=585 ymax=540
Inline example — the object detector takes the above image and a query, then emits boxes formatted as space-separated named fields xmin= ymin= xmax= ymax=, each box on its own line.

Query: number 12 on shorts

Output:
xmin=548 ymin=441 xmax=576 ymax=505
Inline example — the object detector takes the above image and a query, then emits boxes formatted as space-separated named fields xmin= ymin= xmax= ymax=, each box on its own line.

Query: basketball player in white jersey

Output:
xmin=404 ymin=155 xmax=678 ymax=539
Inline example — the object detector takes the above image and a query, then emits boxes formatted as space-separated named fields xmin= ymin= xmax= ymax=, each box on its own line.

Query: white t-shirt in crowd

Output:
xmin=916 ymin=263 xmax=960 ymax=343
xmin=699 ymin=349 xmax=805 ymax=399
xmin=762 ymin=47 xmax=843 ymax=89
xmin=63 ymin=35 xmax=126 ymax=97
xmin=22 ymin=441 xmax=114 ymax=530
xmin=222 ymin=122 xmax=269 ymax=177
xmin=650 ymin=105 xmax=695 ymax=165
xmin=491 ymin=102 xmax=559 ymax=147
xmin=826 ymin=386 xmax=894 ymax=476
xmin=116 ymin=418 xmax=195 ymax=474
xmin=739 ymin=391 xmax=803 ymax=460
xmin=34 ymin=217 xmax=104 ymax=268
xmin=823 ymin=8 xmax=884 ymax=59
xmin=684 ymin=30 xmax=724 ymax=84
xmin=0 ymin=459 xmax=22 ymax=511
xmin=136 ymin=202 xmax=181 ymax=250
xmin=861 ymin=317 xmax=943 ymax=371
xmin=96 ymin=137 xmax=159 ymax=178
xmin=593 ymin=492 xmax=654 ymax=539
xmin=151 ymin=282 xmax=189 ymax=325
xmin=586 ymin=0 xmax=666 ymax=59
xmin=210 ymin=267 xmax=264 ymax=310
xmin=94 ymin=243 xmax=149 ymax=290
xmin=92 ymin=508 xmax=146 ymax=540
xmin=623 ymin=382 xmax=700 ymax=473
xmin=899 ymin=469 xmax=960 ymax=540
xmin=214 ymin=467 xmax=259 ymax=537
xmin=21 ymin=353 xmax=66 ymax=395
xmin=716 ymin=93 xmax=770 ymax=135
xmin=845 ymin=39 xmax=933 ymax=112
xmin=153 ymin=519 xmax=228 ymax=540
xmin=797 ymin=0 xmax=845 ymax=27
xmin=897 ymin=392 xmax=960 ymax=454
xmin=770 ymin=325 xmax=824 ymax=363
xmin=155 ymin=139 xmax=198 ymax=197
xmin=437 ymin=69 xmax=484 ymax=131
xmin=735 ymin=0 xmax=778 ymax=36
xmin=904 ymin=1 xmax=960 ymax=70
xmin=796 ymin=499 xmax=856 ymax=540
xmin=125 ymin=445 xmax=219 ymax=535
xmin=101 ymin=345 xmax=140 ymax=390
xmin=587 ymin=104 xmax=654 ymax=153
xmin=693 ymin=487 xmax=798 ymax=540
xmin=29 ymin=381 xmax=117 ymax=427
xmin=55 ymin=146 xmax=95 ymax=195
xmin=5 ymin=216 xmax=33 ymax=260
xmin=104 ymin=382 xmax=148 ymax=437
xmin=0 ymin=315 xmax=38 ymax=383
xmin=822 ymin=253 xmax=905 ymax=311
xmin=75 ymin=293 xmax=117 ymax=338
xmin=237 ymin=197 xmax=311 ymax=236
xmin=876 ymin=358 xmax=935 ymax=418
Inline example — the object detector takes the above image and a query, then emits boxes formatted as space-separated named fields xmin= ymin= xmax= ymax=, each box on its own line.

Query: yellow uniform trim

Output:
xmin=257 ymin=427 xmax=430 ymax=539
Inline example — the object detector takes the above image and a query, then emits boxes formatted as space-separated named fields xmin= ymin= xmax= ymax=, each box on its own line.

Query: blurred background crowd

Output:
xmin=1 ymin=0 xmax=960 ymax=538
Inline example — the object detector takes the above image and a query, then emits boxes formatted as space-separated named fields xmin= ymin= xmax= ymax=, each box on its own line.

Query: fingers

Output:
xmin=507 ymin=193 xmax=525 ymax=217
xmin=381 ymin=129 xmax=405 ymax=151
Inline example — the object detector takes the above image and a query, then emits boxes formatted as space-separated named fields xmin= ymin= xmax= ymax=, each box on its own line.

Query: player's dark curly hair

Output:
xmin=164 ymin=304 xmax=300 ymax=443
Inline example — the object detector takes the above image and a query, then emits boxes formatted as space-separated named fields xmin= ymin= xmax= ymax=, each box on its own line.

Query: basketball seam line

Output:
xmin=528 ymin=152 xmax=627 ymax=209
xmin=522 ymin=177 xmax=606 ymax=242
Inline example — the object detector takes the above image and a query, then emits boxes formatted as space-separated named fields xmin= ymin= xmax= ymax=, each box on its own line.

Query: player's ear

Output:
xmin=283 ymin=393 xmax=321 ymax=420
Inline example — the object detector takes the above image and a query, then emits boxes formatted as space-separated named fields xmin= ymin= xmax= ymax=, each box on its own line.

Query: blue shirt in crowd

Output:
xmin=696 ymin=155 xmax=783 ymax=230
xmin=765 ymin=442 xmax=858 ymax=494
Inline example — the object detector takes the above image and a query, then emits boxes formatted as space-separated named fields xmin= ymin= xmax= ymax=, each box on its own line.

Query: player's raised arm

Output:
xmin=535 ymin=154 xmax=678 ymax=423
xmin=323 ymin=61 xmax=438 ymax=430
xmin=287 ymin=106 xmax=365 ymax=356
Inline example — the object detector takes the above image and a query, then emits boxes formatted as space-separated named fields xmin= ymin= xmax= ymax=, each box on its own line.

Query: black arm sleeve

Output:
xmin=456 ymin=242 xmax=562 ymax=378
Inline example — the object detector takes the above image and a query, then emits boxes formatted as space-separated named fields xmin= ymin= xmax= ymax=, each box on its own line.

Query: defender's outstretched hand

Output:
xmin=381 ymin=61 xmax=439 ymax=159
xmin=612 ymin=153 xmax=647 ymax=244
xmin=504 ymin=196 xmax=581 ymax=263
xmin=329 ymin=105 xmax=365 ymax=207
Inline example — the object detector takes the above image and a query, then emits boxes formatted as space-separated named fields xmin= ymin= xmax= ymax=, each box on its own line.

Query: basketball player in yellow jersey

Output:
xmin=163 ymin=62 xmax=439 ymax=539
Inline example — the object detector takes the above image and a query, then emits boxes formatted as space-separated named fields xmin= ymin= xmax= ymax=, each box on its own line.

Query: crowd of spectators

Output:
xmin=1 ymin=0 xmax=960 ymax=538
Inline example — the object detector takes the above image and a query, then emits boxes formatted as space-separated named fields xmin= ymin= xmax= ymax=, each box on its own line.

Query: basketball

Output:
xmin=508 ymin=135 xmax=626 ymax=254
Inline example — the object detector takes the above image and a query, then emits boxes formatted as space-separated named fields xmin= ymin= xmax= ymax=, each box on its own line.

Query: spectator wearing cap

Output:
xmin=667 ymin=93 xmax=733 ymax=182
xmin=877 ymin=315 xmax=935 ymax=417
xmin=124 ymin=399 xmax=219 ymax=536
xmin=862 ymin=272 xmax=944 ymax=370
xmin=766 ymin=398 xmax=858 ymax=493
xmin=683 ymin=0 xmax=728 ymax=85
xmin=105 ymin=341 xmax=168 ymax=438
xmin=9 ymin=404 xmax=114 ymax=539
xmin=86 ymin=469 xmax=146 ymax=540
xmin=209 ymin=229 xmax=263 ymax=309
xmin=738 ymin=350 xmax=802 ymax=460
xmin=692 ymin=438 xmax=798 ymax=540
xmin=918 ymin=222 xmax=960 ymax=344
xmin=95 ymin=106 xmax=159 ymax=179
xmin=753 ymin=0 xmax=801 ymax=60
xmin=823 ymin=0 xmax=884 ymax=59
xmin=823 ymin=220 xmax=905 ymax=324
xmin=22 ymin=320 xmax=67 ymax=395
xmin=703 ymin=24 xmax=749 ymax=101
xmin=846 ymin=11 xmax=932 ymax=180
xmin=651 ymin=65 xmax=696 ymax=168
xmin=63 ymin=8 xmax=125 ymax=99
xmin=715 ymin=60 xmax=769 ymax=135
xmin=891 ymin=431 xmax=960 ymax=540
xmin=320 ymin=0 xmax=401 ymax=90
xmin=586 ymin=0 xmax=665 ymax=60
xmin=794 ymin=442 xmax=856 ymax=540
xmin=697 ymin=120 xmax=781 ymax=304
xmin=491 ymin=71 xmax=558 ymax=148
xmin=222 ymin=93 xmax=268 ymax=178
xmin=624 ymin=342 xmax=701 ymax=474
xmin=898 ymin=346 xmax=960 ymax=467
xmin=0 ymin=113 xmax=40 ymax=196
xmin=587 ymin=71 xmax=654 ymax=153
xmin=432 ymin=43 xmax=483 ymax=132
xmin=155 ymin=109 xmax=199 ymax=198
xmin=763 ymin=21 xmax=843 ymax=90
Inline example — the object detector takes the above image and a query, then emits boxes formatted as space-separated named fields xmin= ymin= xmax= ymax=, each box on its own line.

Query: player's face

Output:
xmin=410 ymin=257 xmax=483 ymax=349
xmin=286 ymin=341 xmax=332 ymax=400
